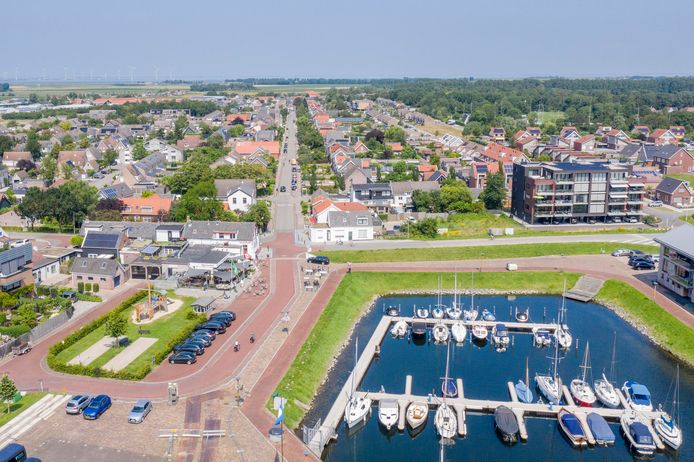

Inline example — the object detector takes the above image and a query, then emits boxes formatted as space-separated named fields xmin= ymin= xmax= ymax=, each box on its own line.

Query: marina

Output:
xmin=304 ymin=294 xmax=694 ymax=461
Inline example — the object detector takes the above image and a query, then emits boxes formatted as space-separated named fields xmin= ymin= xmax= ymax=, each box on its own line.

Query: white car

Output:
xmin=650 ymin=200 xmax=663 ymax=207
xmin=9 ymin=239 xmax=30 ymax=248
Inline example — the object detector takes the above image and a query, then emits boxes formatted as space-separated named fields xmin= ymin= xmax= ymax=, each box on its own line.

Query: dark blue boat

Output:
xmin=558 ymin=409 xmax=588 ymax=447
xmin=441 ymin=378 xmax=458 ymax=397
xmin=587 ymin=412 xmax=615 ymax=446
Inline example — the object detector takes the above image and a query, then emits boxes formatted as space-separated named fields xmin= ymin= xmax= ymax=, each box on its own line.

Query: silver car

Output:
xmin=128 ymin=399 xmax=152 ymax=423
xmin=65 ymin=394 xmax=91 ymax=415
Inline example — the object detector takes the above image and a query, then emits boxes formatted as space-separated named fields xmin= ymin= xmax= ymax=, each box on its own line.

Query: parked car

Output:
xmin=59 ymin=291 xmax=78 ymax=302
xmin=291 ymin=185 xmax=297 ymax=191
xmin=628 ymin=250 xmax=646 ymax=257
xmin=632 ymin=260 xmax=655 ymax=270
xmin=210 ymin=312 xmax=235 ymax=322
xmin=627 ymin=217 xmax=639 ymax=223
xmin=587 ymin=218 xmax=597 ymax=224
xmin=128 ymin=400 xmax=152 ymax=424
xmin=611 ymin=249 xmax=631 ymax=257
xmin=173 ymin=342 xmax=205 ymax=355
xmin=214 ymin=310 xmax=236 ymax=321
xmin=629 ymin=256 xmax=654 ymax=267
xmin=650 ymin=200 xmax=663 ymax=207
xmin=206 ymin=315 xmax=231 ymax=327
xmin=188 ymin=335 xmax=211 ymax=347
xmin=195 ymin=321 xmax=226 ymax=334
xmin=169 ymin=351 xmax=197 ymax=365
xmin=65 ymin=394 xmax=91 ymax=415
xmin=279 ymin=186 xmax=286 ymax=192
xmin=650 ymin=254 xmax=660 ymax=262
xmin=613 ymin=217 xmax=622 ymax=223
xmin=82 ymin=395 xmax=111 ymax=420
xmin=190 ymin=330 xmax=216 ymax=341
xmin=307 ymin=255 xmax=330 ymax=265
xmin=9 ymin=239 xmax=30 ymax=248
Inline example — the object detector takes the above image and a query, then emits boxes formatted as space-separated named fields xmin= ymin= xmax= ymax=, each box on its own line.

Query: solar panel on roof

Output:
xmin=101 ymin=187 xmax=117 ymax=199
xmin=83 ymin=232 xmax=120 ymax=249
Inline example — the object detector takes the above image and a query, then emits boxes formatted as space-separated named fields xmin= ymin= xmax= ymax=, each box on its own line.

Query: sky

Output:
xmin=2 ymin=0 xmax=694 ymax=81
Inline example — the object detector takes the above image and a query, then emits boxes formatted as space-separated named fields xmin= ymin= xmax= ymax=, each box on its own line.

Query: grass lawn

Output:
xmin=665 ymin=173 xmax=694 ymax=184
xmin=596 ymin=280 xmax=694 ymax=365
xmin=0 ymin=392 xmax=48 ymax=427
xmin=422 ymin=123 xmax=465 ymax=138
xmin=271 ymin=271 xmax=580 ymax=429
xmin=681 ymin=215 xmax=694 ymax=224
xmin=537 ymin=111 xmax=565 ymax=125
xmin=54 ymin=294 xmax=198 ymax=375
xmin=323 ymin=242 xmax=659 ymax=264
xmin=8 ymin=83 xmax=189 ymax=97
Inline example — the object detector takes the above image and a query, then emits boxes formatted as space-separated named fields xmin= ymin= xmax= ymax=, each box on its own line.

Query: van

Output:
xmin=506 ymin=263 xmax=518 ymax=271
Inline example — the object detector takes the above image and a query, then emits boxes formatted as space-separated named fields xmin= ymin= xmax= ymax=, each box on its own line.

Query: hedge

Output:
xmin=0 ymin=325 xmax=32 ymax=338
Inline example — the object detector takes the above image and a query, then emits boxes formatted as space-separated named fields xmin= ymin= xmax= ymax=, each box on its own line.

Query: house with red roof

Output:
xmin=515 ymin=136 xmax=539 ymax=153
xmin=573 ymin=134 xmax=596 ymax=152
xmin=631 ymin=125 xmax=651 ymax=137
xmin=121 ymin=194 xmax=172 ymax=222
xmin=176 ymin=135 xmax=205 ymax=151
xmin=312 ymin=199 xmax=369 ymax=224
xmin=1 ymin=151 xmax=32 ymax=169
xmin=232 ymin=141 xmax=280 ymax=160
xmin=488 ymin=127 xmax=506 ymax=142
xmin=226 ymin=113 xmax=252 ymax=124
xmin=604 ymin=129 xmax=631 ymax=149
xmin=477 ymin=143 xmax=528 ymax=164
xmin=648 ymin=129 xmax=678 ymax=145
xmin=560 ymin=126 xmax=580 ymax=140
xmin=387 ymin=143 xmax=403 ymax=154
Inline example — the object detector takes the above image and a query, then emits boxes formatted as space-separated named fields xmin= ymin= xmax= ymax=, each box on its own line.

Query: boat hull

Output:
xmin=558 ymin=410 xmax=588 ymax=447
xmin=594 ymin=379 xmax=621 ymax=409
xmin=536 ymin=375 xmax=561 ymax=405
xmin=434 ymin=404 xmax=457 ymax=439
xmin=570 ymin=380 xmax=597 ymax=407
xmin=406 ymin=401 xmax=428 ymax=430
xmin=654 ymin=416 xmax=683 ymax=450
xmin=515 ymin=381 xmax=533 ymax=403
xmin=345 ymin=397 xmax=372 ymax=429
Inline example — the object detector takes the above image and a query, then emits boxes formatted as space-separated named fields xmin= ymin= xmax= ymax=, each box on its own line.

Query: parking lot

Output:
xmin=17 ymin=400 xmax=184 ymax=461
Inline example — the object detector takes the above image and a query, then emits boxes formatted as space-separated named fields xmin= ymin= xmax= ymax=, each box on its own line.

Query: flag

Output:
xmin=274 ymin=402 xmax=284 ymax=426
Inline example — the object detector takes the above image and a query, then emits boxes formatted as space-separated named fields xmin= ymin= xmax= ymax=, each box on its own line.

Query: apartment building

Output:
xmin=654 ymin=224 xmax=694 ymax=303
xmin=511 ymin=162 xmax=646 ymax=225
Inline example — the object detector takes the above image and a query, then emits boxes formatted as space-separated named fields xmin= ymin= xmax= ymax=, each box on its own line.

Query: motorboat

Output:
xmin=621 ymin=412 xmax=656 ymax=456
xmin=492 ymin=323 xmax=510 ymax=347
xmin=587 ymin=412 xmax=615 ymax=446
xmin=481 ymin=308 xmax=496 ymax=322
xmin=494 ymin=405 xmax=519 ymax=443
xmin=570 ymin=342 xmax=597 ymax=407
xmin=411 ymin=322 xmax=427 ymax=339
xmin=390 ymin=320 xmax=408 ymax=338
xmin=406 ymin=401 xmax=428 ymax=430
xmin=445 ymin=305 xmax=462 ymax=320
xmin=385 ymin=305 xmax=400 ymax=317
xmin=558 ymin=408 xmax=588 ymax=447
xmin=441 ymin=378 xmax=457 ymax=398
xmin=533 ymin=328 xmax=552 ymax=347
xmin=435 ymin=341 xmax=457 ymax=439
xmin=594 ymin=333 xmax=620 ymax=408
xmin=471 ymin=324 xmax=487 ymax=341
xmin=415 ymin=305 xmax=429 ymax=319
xmin=515 ymin=307 xmax=529 ymax=323
xmin=536 ymin=338 xmax=562 ymax=405
xmin=451 ymin=322 xmax=467 ymax=344
xmin=515 ymin=357 xmax=534 ymax=404
xmin=344 ymin=340 xmax=372 ymax=428
xmin=622 ymin=381 xmax=653 ymax=411
xmin=433 ymin=324 xmax=449 ymax=344
xmin=654 ymin=364 xmax=683 ymax=450
xmin=434 ymin=403 xmax=457 ymax=439
xmin=432 ymin=305 xmax=445 ymax=319
xmin=463 ymin=307 xmax=478 ymax=322
xmin=378 ymin=399 xmax=399 ymax=431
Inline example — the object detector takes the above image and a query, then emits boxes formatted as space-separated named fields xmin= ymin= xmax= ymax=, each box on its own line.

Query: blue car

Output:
xmin=83 ymin=394 xmax=111 ymax=420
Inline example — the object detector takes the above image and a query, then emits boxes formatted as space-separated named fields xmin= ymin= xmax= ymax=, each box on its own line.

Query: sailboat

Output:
xmin=570 ymin=341 xmax=597 ymax=407
xmin=435 ymin=341 xmax=458 ymax=439
xmin=463 ymin=273 xmax=478 ymax=321
xmin=432 ymin=275 xmax=446 ymax=319
xmin=446 ymin=273 xmax=463 ymax=320
xmin=594 ymin=332 xmax=620 ymax=408
xmin=555 ymin=280 xmax=573 ymax=349
xmin=654 ymin=364 xmax=683 ymax=450
xmin=515 ymin=357 xmax=534 ymax=403
xmin=535 ymin=334 xmax=562 ymax=404
xmin=451 ymin=321 xmax=467 ymax=344
xmin=344 ymin=339 xmax=372 ymax=428
xmin=415 ymin=304 xmax=430 ymax=319
xmin=432 ymin=305 xmax=445 ymax=319
xmin=471 ymin=324 xmax=488 ymax=341
xmin=481 ymin=308 xmax=496 ymax=322
xmin=433 ymin=323 xmax=450 ymax=344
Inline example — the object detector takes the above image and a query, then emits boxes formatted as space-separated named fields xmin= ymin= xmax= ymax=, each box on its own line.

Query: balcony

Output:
xmin=671 ymin=274 xmax=693 ymax=289
xmin=610 ymin=183 xmax=628 ymax=189
xmin=665 ymin=254 xmax=694 ymax=270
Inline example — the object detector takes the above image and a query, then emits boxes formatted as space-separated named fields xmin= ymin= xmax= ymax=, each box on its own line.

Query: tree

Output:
xmin=17 ymin=188 xmax=46 ymax=228
xmin=104 ymin=312 xmax=127 ymax=346
xmin=309 ymin=167 xmax=318 ymax=194
xmin=169 ymin=180 xmax=225 ymax=221
xmin=480 ymin=171 xmax=507 ymax=210
xmin=384 ymin=126 xmax=406 ymax=143
xmin=365 ymin=129 xmax=385 ymax=144
xmin=16 ymin=159 xmax=36 ymax=171
xmin=26 ymin=131 xmax=41 ymax=161
xmin=15 ymin=305 xmax=38 ymax=328
xmin=229 ymin=124 xmax=245 ymax=137
xmin=131 ymin=139 xmax=147 ymax=161
xmin=70 ymin=235 xmax=84 ymax=247
xmin=440 ymin=182 xmax=473 ymax=209
xmin=0 ymin=374 xmax=17 ymax=414
xmin=0 ymin=135 xmax=14 ymax=155
xmin=100 ymin=149 xmax=118 ymax=168
xmin=173 ymin=114 xmax=188 ymax=140
xmin=208 ymin=133 xmax=224 ymax=149
xmin=242 ymin=201 xmax=271 ymax=232
xmin=40 ymin=155 xmax=57 ymax=183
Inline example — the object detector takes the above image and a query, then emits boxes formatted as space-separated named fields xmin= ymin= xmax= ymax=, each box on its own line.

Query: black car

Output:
xmin=629 ymin=255 xmax=653 ymax=266
xmin=173 ymin=342 xmax=205 ymax=355
xmin=628 ymin=250 xmax=647 ymax=258
xmin=190 ymin=330 xmax=216 ymax=341
xmin=207 ymin=315 xmax=231 ymax=327
xmin=280 ymin=186 xmax=286 ymax=192
xmin=632 ymin=260 xmax=655 ymax=270
xmin=215 ymin=310 xmax=236 ymax=321
xmin=169 ymin=351 xmax=197 ymax=364
xmin=186 ymin=337 xmax=211 ymax=348
xmin=307 ymin=255 xmax=330 ymax=265
xmin=195 ymin=322 xmax=226 ymax=334
xmin=210 ymin=312 xmax=235 ymax=322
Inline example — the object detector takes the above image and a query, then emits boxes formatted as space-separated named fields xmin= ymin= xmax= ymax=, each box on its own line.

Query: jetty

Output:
xmin=306 ymin=314 xmax=668 ymax=456
xmin=565 ymin=276 xmax=605 ymax=302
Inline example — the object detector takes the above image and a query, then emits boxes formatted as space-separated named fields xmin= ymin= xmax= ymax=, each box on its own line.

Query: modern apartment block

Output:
xmin=654 ymin=224 xmax=694 ymax=303
xmin=511 ymin=161 xmax=646 ymax=224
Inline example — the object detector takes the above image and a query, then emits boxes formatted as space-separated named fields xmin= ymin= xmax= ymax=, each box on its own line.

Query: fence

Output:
xmin=0 ymin=305 xmax=75 ymax=359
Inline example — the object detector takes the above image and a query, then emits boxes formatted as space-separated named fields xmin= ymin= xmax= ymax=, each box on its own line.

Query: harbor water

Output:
xmin=305 ymin=294 xmax=694 ymax=461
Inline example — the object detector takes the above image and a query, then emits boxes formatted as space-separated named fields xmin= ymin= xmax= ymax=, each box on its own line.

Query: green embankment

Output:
xmin=323 ymin=242 xmax=658 ymax=264
xmin=271 ymin=271 xmax=579 ymax=429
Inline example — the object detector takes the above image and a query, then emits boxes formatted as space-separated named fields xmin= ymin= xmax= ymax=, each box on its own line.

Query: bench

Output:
xmin=138 ymin=329 xmax=152 ymax=335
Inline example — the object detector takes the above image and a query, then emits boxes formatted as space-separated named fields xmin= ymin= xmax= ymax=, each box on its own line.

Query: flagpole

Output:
xmin=281 ymin=415 xmax=284 ymax=461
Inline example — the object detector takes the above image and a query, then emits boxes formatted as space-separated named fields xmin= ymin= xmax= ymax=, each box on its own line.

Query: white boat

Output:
xmin=555 ymin=280 xmax=573 ymax=349
xmin=622 ymin=381 xmax=653 ymax=412
xmin=378 ymin=399 xmax=399 ymax=431
xmin=532 ymin=328 xmax=551 ymax=347
xmin=432 ymin=305 xmax=445 ymax=319
xmin=514 ymin=307 xmax=529 ymax=323
xmin=446 ymin=272 xmax=463 ymax=320
xmin=536 ymin=336 xmax=562 ymax=404
xmin=406 ymin=401 xmax=428 ymax=430
xmin=435 ymin=341 xmax=457 ymax=439
xmin=390 ymin=320 xmax=408 ymax=338
xmin=492 ymin=323 xmax=510 ymax=347
xmin=558 ymin=408 xmax=588 ymax=447
xmin=621 ymin=412 xmax=656 ymax=456
xmin=415 ymin=305 xmax=429 ymax=319
xmin=594 ymin=333 xmax=621 ymax=408
xmin=481 ymin=308 xmax=496 ymax=322
xmin=433 ymin=324 xmax=449 ymax=343
xmin=463 ymin=307 xmax=478 ymax=322
xmin=570 ymin=341 xmax=597 ymax=407
xmin=654 ymin=364 xmax=683 ymax=450
xmin=344 ymin=340 xmax=372 ymax=428
xmin=451 ymin=322 xmax=467 ymax=343
xmin=471 ymin=324 xmax=487 ymax=341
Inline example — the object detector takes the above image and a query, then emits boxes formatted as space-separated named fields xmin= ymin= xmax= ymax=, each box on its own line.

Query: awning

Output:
xmin=184 ymin=268 xmax=209 ymax=278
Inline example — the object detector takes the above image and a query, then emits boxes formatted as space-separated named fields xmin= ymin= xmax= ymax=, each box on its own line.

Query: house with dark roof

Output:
xmin=0 ymin=243 xmax=34 ymax=292
xmin=214 ymin=179 xmax=257 ymax=212
xmin=80 ymin=230 xmax=126 ymax=259
xmin=349 ymin=183 xmax=393 ymax=213
xmin=654 ymin=224 xmax=694 ymax=302
xmin=654 ymin=177 xmax=693 ymax=207
xmin=309 ymin=211 xmax=375 ymax=243
xmin=71 ymin=257 xmax=127 ymax=289
xmin=637 ymin=145 xmax=693 ymax=174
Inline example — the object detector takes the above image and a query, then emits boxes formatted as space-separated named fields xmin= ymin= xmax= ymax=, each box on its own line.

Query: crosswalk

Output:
xmin=0 ymin=393 xmax=70 ymax=448
xmin=619 ymin=237 xmax=658 ymax=246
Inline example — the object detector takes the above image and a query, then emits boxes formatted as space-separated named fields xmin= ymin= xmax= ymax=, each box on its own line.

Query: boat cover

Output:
xmin=628 ymin=382 xmax=651 ymax=405
xmin=495 ymin=324 xmax=508 ymax=335
xmin=411 ymin=322 xmax=426 ymax=334
xmin=495 ymin=406 xmax=519 ymax=435
xmin=587 ymin=413 xmax=615 ymax=443
xmin=630 ymin=422 xmax=654 ymax=445
xmin=560 ymin=412 xmax=585 ymax=436
xmin=537 ymin=330 xmax=550 ymax=338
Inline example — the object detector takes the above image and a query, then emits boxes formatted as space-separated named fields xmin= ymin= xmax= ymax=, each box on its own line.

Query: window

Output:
xmin=357 ymin=218 xmax=368 ymax=225
xmin=357 ymin=229 xmax=367 ymax=239
xmin=100 ymin=277 xmax=106 ymax=282
xmin=232 ymin=198 xmax=237 ymax=204
xmin=77 ymin=276 xmax=83 ymax=280
xmin=88 ymin=277 xmax=93 ymax=281
xmin=141 ymin=206 xmax=153 ymax=212
xmin=242 ymin=198 xmax=247 ymax=204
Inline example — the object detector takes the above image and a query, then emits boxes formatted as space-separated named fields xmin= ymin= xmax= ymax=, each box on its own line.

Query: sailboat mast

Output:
xmin=443 ymin=341 xmax=450 ymax=403
xmin=609 ymin=332 xmax=616 ymax=382
xmin=525 ymin=357 xmax=530 ymax=388
xmin=471 ymin=272 xmax=474 ymax=309
xmin=552 ymin=333 xmax=559 ymax=380
xmin=350 ymin=339 xmax=358 ymax=399
xmin=454 ymin=272 xmax=457 ymax=308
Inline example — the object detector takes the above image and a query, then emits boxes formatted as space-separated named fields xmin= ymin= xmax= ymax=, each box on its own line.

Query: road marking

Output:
xmin=0 ymin=394 xmax=70 ymax=448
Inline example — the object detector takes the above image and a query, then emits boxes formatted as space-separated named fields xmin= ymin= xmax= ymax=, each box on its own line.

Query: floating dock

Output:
xmin=306 ymin=314 xmax=668 ymax=456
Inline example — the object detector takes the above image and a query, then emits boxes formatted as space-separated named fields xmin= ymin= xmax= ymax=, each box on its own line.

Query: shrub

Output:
xmin=93 ymin=283 xmax=99 ymax=293
xmin=70 ymin=235 xmax=84 ymax=247
xmin=77 ymin=282 xmax=84 ymax=293
xmin=0 ymin=325 xmax=31 ymax=338
xmin=85 ymin=282 xmax=92 ymax=292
